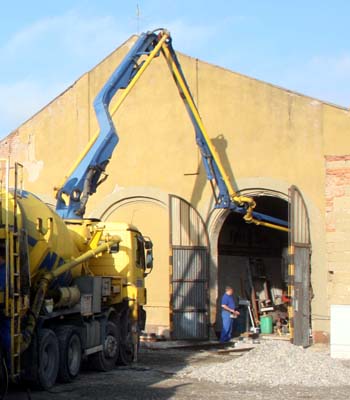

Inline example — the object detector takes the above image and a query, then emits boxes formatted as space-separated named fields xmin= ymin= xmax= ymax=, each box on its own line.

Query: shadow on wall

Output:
xmin=183 ymin=134 xmax=240 ymax=338
xmin=171 ymin=132 xmax=245 ymax=339
xmin=190 ymin=134 xmax=239 ymax=210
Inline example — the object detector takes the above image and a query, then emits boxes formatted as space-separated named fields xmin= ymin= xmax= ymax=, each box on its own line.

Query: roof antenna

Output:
xmin=136 ymin=3 xmax=141 ymax=34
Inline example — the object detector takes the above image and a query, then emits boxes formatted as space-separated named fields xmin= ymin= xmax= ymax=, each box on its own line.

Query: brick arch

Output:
xmin=89 ymin=187 xmax=169 ymax=220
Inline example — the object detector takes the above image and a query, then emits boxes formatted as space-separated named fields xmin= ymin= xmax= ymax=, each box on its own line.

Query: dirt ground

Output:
xmin=5 ymin=346 xmax=350 ymax=400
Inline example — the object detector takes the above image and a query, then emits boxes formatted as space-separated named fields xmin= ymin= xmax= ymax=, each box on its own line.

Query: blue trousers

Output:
xmin=220 ymin=311 xmax=233 ymax=342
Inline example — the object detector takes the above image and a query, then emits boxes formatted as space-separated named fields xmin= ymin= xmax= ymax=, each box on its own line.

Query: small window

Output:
xmin=136 ymin=235 xmax=146 ymax=269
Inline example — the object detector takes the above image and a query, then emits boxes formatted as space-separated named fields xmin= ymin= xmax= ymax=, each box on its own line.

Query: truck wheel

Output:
xmin=37 ymin=329 xmax=59 ymax=390
xmin=91 ymin=321 xmax=120 ymax=371
xmin=56 ymin=326 xmax=82 ymax=383
xmin=118 ymin=315 xmax=138 ymax=366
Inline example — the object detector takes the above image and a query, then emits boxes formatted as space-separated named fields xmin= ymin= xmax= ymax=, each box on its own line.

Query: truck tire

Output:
xmin=91 ymin=321 xmax=120 ymax=371
xmin=118 ymin=313 xmax=138 ymax=366
xmin=55 ymin=326 xmax=82 ymax=383
xmin=37 ymin=329 xmax=59 ymax=390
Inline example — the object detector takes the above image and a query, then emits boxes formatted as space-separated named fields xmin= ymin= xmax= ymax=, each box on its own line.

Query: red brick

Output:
xmin=313 ymin=330 xmax=330 ymax=344
xmin=325 ymin=155 xmax=350 ymax=162
xmin=326 ymin=168 xmax=350 ymax=176
xmin=0 ymin=130 xmax=18 ymax=157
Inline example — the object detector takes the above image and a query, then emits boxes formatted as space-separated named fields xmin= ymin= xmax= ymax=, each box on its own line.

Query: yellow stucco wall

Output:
xmin=99 ymin=193 xmax=170 ymax=336
xmin=1 ymin=35 xmax=350 ymax=338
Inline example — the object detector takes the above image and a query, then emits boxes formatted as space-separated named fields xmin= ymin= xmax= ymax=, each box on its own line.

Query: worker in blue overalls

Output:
xmin=220 ymin=286 xmax=240 ymax=343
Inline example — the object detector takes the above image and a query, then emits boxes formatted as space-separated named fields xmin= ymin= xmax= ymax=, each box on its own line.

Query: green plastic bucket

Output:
xmin=260 ymin=315 xmax=273 ymax=334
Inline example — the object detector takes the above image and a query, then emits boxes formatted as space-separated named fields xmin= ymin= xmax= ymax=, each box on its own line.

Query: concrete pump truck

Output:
xmin=0 ymin=29 xmax=288 ymax=395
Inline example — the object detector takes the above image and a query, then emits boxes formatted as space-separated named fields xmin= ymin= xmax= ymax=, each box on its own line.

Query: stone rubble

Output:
xmin=177 ymin=341 xmax=350 ymax=387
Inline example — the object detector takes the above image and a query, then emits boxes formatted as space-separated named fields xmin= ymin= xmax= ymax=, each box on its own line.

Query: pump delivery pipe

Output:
xmin=21 ymin=238 xmax=120 ymax=352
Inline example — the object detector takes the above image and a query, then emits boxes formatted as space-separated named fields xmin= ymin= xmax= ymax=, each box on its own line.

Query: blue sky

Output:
xmin=0 ymin=1 xmax=349 ymax=138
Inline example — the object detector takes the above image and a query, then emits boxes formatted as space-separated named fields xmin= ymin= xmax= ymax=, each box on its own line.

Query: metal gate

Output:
xmin=288 ymin=185 xmax=312 ymax=347
xmin=169 ymin=195 xmax=209 ymax=339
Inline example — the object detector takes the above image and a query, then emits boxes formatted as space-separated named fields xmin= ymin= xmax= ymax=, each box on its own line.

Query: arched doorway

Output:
xmin=209 ymin=187 xmax=312 ymax=345
xmin=216 ymin=194 xmax=289 ymax=336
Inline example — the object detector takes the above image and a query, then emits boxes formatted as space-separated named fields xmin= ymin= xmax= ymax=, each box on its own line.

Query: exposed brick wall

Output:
xmin=325 ymin=155 xmax=350 ymax=305
xmin=325 ymin=155 xmax=350 ymax=232
xmin=0 ymin=130 xmax=19 ymax=158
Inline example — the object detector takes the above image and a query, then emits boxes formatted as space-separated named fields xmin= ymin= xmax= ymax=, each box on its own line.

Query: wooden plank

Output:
xmin=217 ymin=346 xmax=255 ymax=355
xmin=260 ymin=334 xmax=290 ymax=341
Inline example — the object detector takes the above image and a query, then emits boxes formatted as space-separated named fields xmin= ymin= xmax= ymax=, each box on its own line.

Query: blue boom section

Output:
xmin=55 ymin=29 xmax=287 ymax=228
xmin=163 ymin=39 xmax=237 ymax=209
xmin=162 ymin=38 xmax=288 ymax=229
xmin=56 ymin=32 xmax=160 ymax=219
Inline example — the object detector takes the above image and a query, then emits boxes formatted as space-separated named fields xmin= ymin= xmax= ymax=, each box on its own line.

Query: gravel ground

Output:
xmin=4 ymin=341 xmax=350 ymax=399
xmin=178 ymin=340 xmax=350 ymax=387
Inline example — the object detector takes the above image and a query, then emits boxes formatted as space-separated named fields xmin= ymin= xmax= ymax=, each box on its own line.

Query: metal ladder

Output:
xmin=0 ymin=161 xmax=24 ymax=381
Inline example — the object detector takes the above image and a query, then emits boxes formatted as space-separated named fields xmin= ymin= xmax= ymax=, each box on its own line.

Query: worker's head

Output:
xmin=225 ymin=285 xmax=233 ymax=295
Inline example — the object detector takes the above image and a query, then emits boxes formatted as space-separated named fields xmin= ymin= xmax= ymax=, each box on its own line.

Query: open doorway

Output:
xmin=216 ymin=195 xmax=289 ymax=337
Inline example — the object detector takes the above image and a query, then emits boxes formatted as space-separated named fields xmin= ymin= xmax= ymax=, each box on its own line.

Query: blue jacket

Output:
xmin=221 ymin=292 xmax=235 ymax=314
